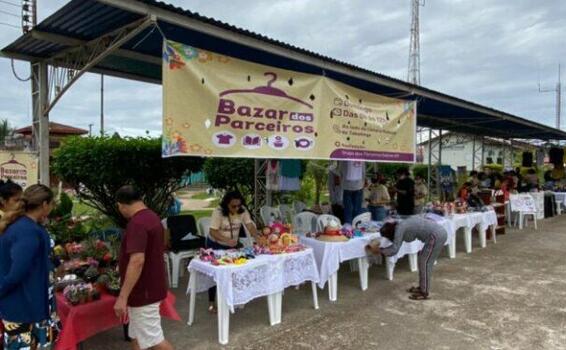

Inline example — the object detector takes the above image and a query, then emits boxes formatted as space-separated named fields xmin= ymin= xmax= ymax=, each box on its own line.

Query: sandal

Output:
xmin=409 ymin=292 xmax=429 ymax=301
xmin=406 ymin=286 xmax=421 ymax=294
xmin=208 ymin=305 xmax=217 ymax=314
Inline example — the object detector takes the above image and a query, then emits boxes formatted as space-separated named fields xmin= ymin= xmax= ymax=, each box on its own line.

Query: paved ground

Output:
xmin=85 ymin=215 xmax=566 ymax=350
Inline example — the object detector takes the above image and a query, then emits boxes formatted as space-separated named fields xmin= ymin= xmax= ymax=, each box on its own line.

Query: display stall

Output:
xmin=55 ymin=292 xmax=180 ymax=350
xmin=186 ymin=246 xmax=319 ymax=345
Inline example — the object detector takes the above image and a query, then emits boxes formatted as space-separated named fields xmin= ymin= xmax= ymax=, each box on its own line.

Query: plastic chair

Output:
xmin=278 ymin=204 xmax=295 ymax=224
xmin=316 ymin=214 xmax=341 ymax=232
xmin=352 ymin=212 xmax=371 ymax=228
xmin=292 ymin=212 xmax=318 ymax=235
xmin=260 ymin=206 xmax=283 ymax=226
xmin=530 ymin=192 xmax=545 ymax=220
xmin=167 ymin=215 xmax=205 ymax=288
xmin=293 ymin=201 xmax=308 ymax=213
xmin=509 ymin=194 xmax=537 ymax=230
xmin=197 ymin=217 xmax=212 ymax=239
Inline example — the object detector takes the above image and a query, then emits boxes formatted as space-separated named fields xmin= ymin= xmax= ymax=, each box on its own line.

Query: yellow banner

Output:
xmin=0 ymin=151 xmax=39 ymax=188
xmin=163 ymin=40 xmax=416 ymax=162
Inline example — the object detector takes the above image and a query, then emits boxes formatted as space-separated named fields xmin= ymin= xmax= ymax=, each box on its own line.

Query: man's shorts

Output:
xmin=128 ymin=302 xmax=164 ymax=350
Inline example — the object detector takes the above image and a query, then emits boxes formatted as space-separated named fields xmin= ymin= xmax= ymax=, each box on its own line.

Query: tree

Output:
xmin=52 ymin=137 xmax=204 ymax=227
xmin=203 ymin=157 xmax=255 ymax=202
xmin=0 ymin=119 xmax=13 ymax=144
xmin=306 ymin=160 xmax=329 ymax=205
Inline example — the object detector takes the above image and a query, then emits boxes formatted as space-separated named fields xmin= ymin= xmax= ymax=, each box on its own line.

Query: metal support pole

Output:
xmin=100 ymin=74 xmax=104 ymax=136
xmin=32 ymin=61 xmax=50 ymax=186
xmin=480 ymin=136 xmax=485 ymax=169
xmin=427 ymin=128 xmax=432 ymax=200
xmin=437 ymin=130 xmax=443 ymax=199
xmin=472 ymin=137 xmax=476 ymax=171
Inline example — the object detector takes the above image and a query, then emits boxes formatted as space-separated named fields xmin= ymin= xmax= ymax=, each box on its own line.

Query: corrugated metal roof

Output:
xmin=1 ymin=0 xmax=565 ymax=140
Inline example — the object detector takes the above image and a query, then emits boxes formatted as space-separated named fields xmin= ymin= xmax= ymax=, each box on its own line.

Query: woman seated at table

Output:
xmin=0 ymin=185 xmax=59 ymax=349
xmin=207 ymin=191 xmax=258 ymax=312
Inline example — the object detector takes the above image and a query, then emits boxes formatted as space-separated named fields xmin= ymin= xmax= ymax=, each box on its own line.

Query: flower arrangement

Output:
xmin=63 ymin=283 xmax=100 ymax=305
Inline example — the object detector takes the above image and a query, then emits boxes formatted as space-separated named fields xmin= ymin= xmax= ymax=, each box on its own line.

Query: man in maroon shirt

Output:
xmin=114 ymin=185 xmax=173 ymax=350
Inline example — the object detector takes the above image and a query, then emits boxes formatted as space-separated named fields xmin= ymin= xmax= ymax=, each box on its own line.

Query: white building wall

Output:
xmin=420 ymin=135 xmax=508 ymax=171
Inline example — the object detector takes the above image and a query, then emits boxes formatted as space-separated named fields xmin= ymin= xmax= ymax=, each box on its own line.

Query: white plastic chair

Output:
xmin=293 ymin=212 xmax=318 ymax=235
xmin=163 ymin=253 xmax=171 ymax=287
xmin=197 ymin=217 xmax=212 ymax=238
xmin=260 ymin=206 xmax=283 ymax=226
xmin=317 ymin=214 xmax=341 ymax=232
xmin=529 ymin=192 xmax=545 ymax=220
xmin=509 ymin=194 xmax=537 ymax=230
xmin=293 ymin=201 xmax=308 ymax=213
xmin=278 ymin=204 xmax=295 ymax=224
xmin=352 ymin=212 xmax=371 ymax=228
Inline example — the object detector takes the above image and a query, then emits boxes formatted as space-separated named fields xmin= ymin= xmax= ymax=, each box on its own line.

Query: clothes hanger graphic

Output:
xmin=220 ymin=72 xmax=313 ymax=109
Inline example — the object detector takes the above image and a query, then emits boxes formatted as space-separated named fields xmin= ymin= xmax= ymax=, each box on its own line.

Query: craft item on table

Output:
xmin=454 ymin=200 xmax=467 ymax=214
xmin=365 ymin=239 xmax=381 ymax=255
xmin=197 ymin=247 xmax=255 ymax=266
xmin=316 ymin=223 xmax=349 ymax=242
xmin=256 ymin=222 xmax=298 ymax=251
xmin=357 ymin=221 xmax=381 ymax=233
xmin=340 ymin=224 xmax=354 ymax=239
xmin=63 ymin=283 xmax=101 ymax=306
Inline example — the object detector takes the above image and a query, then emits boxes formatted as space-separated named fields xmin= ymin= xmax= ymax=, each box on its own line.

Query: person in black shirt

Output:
xmin=395 ymin=168 xmax=415 ymax=216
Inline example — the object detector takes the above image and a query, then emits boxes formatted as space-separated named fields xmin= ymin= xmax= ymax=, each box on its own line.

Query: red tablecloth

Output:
xmin=55 ymin=291 xmax=180 ymax=350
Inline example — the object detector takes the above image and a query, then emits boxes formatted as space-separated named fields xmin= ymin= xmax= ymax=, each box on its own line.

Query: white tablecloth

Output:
xmin=187 ymin=249 xmax=319 ymax=307
xmin=554 ymin=192 xmax=566 ymax=207
xmin=300 ymin=218 xmax=455 ymax=289
xmin=449 ymin=210 xmax=497 ymax=231
xmin=300 ymin=234 xmax=385 ymax=289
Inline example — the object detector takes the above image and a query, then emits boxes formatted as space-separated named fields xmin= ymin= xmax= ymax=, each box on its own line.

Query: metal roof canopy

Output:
xmin=2 ymin=0 xmax=566 ymax=141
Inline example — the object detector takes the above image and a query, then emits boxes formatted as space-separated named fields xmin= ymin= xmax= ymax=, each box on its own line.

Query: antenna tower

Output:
xmin=408 ymin=0 xmax=425 ymax=85
xmin=539 ymin=64 xmax=562 ymax=131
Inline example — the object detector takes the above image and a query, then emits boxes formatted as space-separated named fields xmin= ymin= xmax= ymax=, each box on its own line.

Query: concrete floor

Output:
xmin=84 ymin=215 xmax=566 ymax=350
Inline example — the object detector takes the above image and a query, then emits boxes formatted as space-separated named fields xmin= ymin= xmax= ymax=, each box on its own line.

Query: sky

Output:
xmin=0 ymin=0 xmax=565 ymax=137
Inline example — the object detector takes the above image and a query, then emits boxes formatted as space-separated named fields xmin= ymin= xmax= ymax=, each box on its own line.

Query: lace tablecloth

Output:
xmin=187 ymin=249 xmax=319 ymax=307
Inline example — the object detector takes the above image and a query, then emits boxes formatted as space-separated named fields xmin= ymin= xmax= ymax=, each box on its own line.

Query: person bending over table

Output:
xmin=367 ymin=216 xmax=447 ymax=300
xmin=207 ymin=191 xmax=259 ymax=313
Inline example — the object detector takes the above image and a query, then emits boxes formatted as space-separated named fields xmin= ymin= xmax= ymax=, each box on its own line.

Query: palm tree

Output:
xmin=0 ymin=119 xmax=13 ymax=145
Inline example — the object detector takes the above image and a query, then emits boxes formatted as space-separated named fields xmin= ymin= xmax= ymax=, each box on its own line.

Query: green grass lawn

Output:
xmin=181 ymin=210 xmax=213 ymax=220
xmin=191 ymin=192 xmax=213 ymax=200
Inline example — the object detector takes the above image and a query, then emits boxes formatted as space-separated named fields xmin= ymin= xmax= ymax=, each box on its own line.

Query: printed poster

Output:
xmin=0 ymin=151 xmax=39 ymax=188
xmin=162 ymin=40 xmax=416 ymax=162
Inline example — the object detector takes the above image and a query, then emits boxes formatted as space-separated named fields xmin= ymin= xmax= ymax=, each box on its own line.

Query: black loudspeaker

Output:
xmin=549 ymin=147 xmax=564 ymax=166
xmin=522 ymin=151 xmax=533 ymax=167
